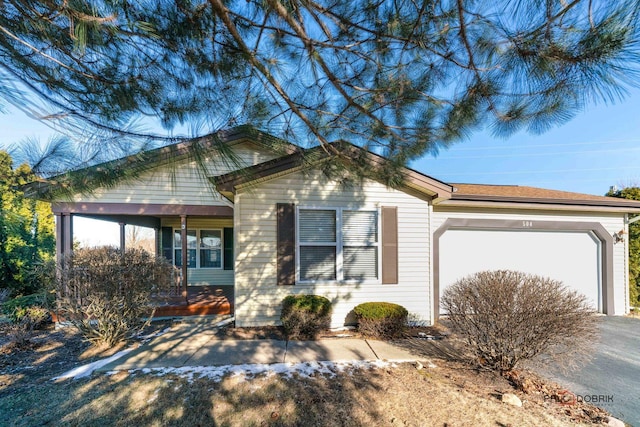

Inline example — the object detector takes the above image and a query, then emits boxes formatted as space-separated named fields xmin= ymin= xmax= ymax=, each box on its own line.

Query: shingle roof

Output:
xmin=448 ymin=183 xmax=640 ymax=208
xmin=452 ymin=183 xmax=613 ymax=200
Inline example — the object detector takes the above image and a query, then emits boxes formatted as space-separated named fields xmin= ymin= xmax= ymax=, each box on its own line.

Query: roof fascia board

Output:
xmin=449 ymin=193 xmax=640 ymax=209
xmin=436 ymin=199 xmax=640 ymax=213
xmin=51 ymin=201 xmax=234 ymax=216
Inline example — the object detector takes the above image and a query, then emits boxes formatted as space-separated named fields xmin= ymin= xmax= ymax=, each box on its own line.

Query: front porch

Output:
xmin=53 ymin=202 xmax=236 ymax=319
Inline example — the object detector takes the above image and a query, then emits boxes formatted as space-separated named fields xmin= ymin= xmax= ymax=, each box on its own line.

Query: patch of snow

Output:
xmin=52 ymin=347 xmax=135 ymax=380
xmin=138 ymin=327 xmax=172 ymax=343
xmin=128 ymin=360 xmax=399 ymax=383
xmin=215 ymin=317 xmax=234 ymax=328
xmin=330 ymin=326 xmax=356 ymax=331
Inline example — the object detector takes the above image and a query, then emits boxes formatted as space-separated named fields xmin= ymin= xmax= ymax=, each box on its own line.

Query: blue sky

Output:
xmin=3 ymin=88 xmax=640 ymax=198
xmin=411 ymin=87 xmax=640 ymax=196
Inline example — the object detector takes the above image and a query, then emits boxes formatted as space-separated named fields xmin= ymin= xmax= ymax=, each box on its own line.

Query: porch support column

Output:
xmin=61 ymin=213 xmax=73 ymax=258
xmin=56 ymin=213 xmax=73 ymax=297
xmin=55 ymin=213 xmax=64 ymax=269
xmin=119 ymin=222 xmax=126 ymax=254
xmin=154 ymin=227 xmax=160 ymax=257
xmin=180 ymin=215 xmax=188 ymax=302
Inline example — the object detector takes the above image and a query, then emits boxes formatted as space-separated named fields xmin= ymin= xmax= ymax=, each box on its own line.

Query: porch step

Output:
xmin=155 ymin=302 xmax=233 ymax=317
xmin=171 ymin=314 xmax=234 ymax=325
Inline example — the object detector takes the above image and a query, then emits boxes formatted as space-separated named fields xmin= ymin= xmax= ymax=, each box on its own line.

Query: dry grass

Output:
xmin=0 ymin=324 xmax=613 ymax=427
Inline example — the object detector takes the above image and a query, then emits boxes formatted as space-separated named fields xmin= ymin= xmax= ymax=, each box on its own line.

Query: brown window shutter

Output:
xmin=161 ymin=227 xmax=174 ymax=262
xmin=277 ymin=203 xmax=296 ymax=285
xmin=223 ymin=227 xmax=234 ymax=270
xmin=381 ymin=206 xmax=398 ymax=284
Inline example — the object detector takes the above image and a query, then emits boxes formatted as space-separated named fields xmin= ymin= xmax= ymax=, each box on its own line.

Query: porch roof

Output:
xmin=50 ymin=202 xmax=233 ymax=227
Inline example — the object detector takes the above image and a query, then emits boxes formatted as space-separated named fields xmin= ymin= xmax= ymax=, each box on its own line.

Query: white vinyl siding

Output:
xmin=70 ymin=142 xmax=278 ymax=205
xmin=234 ymin=169 xmax=431 ymax=328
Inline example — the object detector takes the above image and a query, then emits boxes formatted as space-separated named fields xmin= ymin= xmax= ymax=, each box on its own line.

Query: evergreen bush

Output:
xmin=353 ymin=302 xmax=408 ymax=338
xmin=280 ymin=294 xmax=332 ymax=340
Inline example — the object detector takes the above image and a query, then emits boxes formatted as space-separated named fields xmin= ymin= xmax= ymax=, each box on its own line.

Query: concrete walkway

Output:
xmin=98 ymin=323 xmax=418 ymax=372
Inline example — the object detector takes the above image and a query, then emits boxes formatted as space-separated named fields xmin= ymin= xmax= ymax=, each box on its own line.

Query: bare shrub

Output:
xmin=4 ymin=307 xmax=50 ymax=349
xmin=56 ymin=247 xmax=177 ymax=346
xmin=6 ymin=322 xmax=35 ymax=349
xmin=441 ymin=270 xmax=598 ymax=373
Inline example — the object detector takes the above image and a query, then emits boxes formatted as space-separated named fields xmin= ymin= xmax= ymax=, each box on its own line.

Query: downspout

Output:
xmin=625 ymin=214 xmax=630 ymax=313
xmin=428 ymin=201 xmax=434 ymax=326
xmin=626 ymin=214 xmax=640 ymax=225
xmin=232 ymin=192 xmax=239 ymax=325
xmin=118 ymin=222 xmax=126 ymax=255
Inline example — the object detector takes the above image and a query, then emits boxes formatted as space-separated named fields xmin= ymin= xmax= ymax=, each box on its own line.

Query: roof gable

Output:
xmin=212 ymin=141 xmax=453 ymax=202
xmin=24 ymin=125 xmax=298 ymax=201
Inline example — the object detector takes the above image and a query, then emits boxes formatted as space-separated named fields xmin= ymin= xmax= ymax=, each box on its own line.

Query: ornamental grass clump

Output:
xmin=280 ymin=294 xmax=332 ymax=340
xmin=441 ymin=270 xmax=598 ymax=373
xmin=353 ymin=302 xmax=408 ymax=339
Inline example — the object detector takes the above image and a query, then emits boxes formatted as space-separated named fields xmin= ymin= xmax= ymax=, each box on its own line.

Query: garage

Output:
xmin=434 ymin=218 xmax=613 ymax=316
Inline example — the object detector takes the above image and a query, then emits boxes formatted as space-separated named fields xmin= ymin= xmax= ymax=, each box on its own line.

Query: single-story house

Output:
xmin=27 ymin=126 xmax=640 ymax=327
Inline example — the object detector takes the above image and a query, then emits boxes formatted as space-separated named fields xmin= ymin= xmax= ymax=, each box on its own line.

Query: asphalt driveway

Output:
xmin=539 ymin=316 xmax=640 ymax=425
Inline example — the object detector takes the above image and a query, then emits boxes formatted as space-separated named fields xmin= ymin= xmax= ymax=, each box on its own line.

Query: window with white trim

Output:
xmin=297 ymin=208 xmax=379 ymax=282
xmin=174 ymin=229 xmax=222 ymax=269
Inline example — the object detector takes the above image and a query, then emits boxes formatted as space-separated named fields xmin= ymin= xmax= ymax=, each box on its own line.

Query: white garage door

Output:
xmin=438 ymin=229 xmax=601 ymax=313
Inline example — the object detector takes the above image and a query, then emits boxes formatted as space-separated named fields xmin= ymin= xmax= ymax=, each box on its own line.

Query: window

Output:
xmin=298 ymin=208 xmax=379 ymax=282
xmin=200 ymin=230 xmax=222 ymax=268
xmin=174 ymin=229 xmax=222 ymax=269
xmin=342 ymin=210 xmax=378 ymax=280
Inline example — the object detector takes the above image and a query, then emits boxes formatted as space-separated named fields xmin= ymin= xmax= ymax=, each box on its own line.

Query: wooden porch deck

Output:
xmin=153 ymin=285 xmax=234 ymax=317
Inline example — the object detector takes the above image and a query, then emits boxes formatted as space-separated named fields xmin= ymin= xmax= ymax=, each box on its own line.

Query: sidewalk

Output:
xmin=97 ymin=322 xmax=418 ymax=373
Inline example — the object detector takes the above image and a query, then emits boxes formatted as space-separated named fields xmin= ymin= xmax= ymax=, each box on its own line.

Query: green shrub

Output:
xmin=281 ymin=295 xmax=332 ymax=340
xmin=353 ymin=302 xmax=408 ymax=338
xmin=57 ymin=247 xmax=177 ymax=346
xmin=11 ymin=306 xmax=51 ymax=330
xmin=22 ymin=259 xmax=57 ymax=296
xmin=2 ymin=293 xmax=54 ymax=328
xmin=441 ymin=270 xmax=598 ymax=373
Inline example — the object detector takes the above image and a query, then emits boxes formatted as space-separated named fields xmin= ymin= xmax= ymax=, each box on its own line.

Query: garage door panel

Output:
xmin=439 ymin=230 xmax=601 ymax=312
